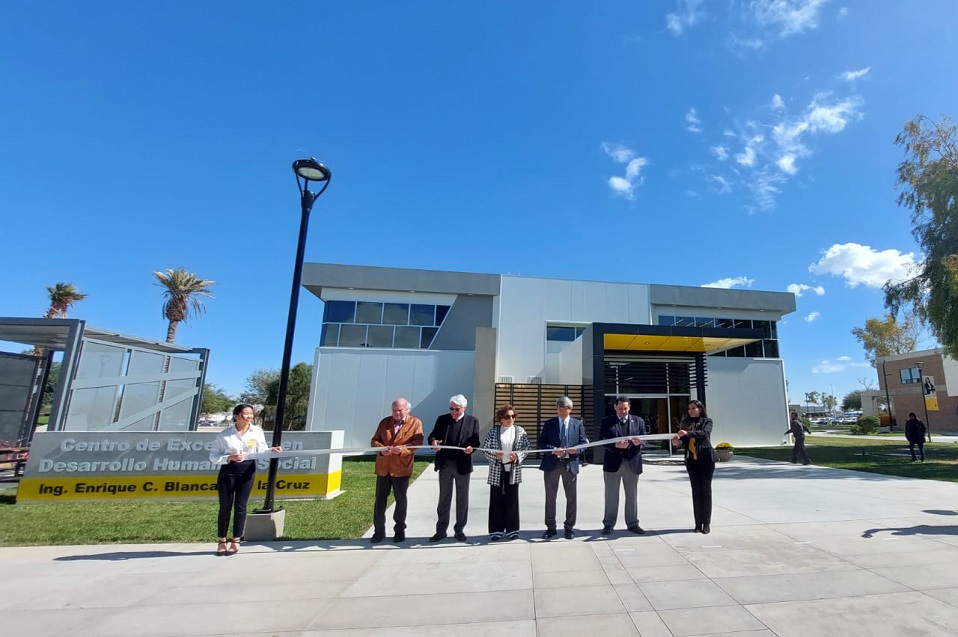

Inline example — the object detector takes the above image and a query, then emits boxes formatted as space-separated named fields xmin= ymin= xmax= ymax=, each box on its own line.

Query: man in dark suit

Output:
xmin=538 ymin=395 xmax=589 ymax=539
xmin=427 ymin=394 xmax=480 ymax=542
xmin=600 ymin=396 xmax=647 ymax=535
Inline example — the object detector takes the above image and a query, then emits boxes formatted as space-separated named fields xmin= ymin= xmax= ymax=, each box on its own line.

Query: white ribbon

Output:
xmin=215 ymin=433 xmax=677 ymax=464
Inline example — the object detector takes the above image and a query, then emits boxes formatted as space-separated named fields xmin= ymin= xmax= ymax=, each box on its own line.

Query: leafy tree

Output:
xmin=885 ymin=114 xmax=958 ymax=358
xmin=200 ymin=384 xmax=234 ymax=416
xmin=841 ymin=390 xmax=862 ymax=411
xmin=804 ymin=391 xmax=819 ymax=410
xmin=240 ymin=369 xmax=280 ymax=406
xmin=43 ymin=282 xmax=87 ymax=318
xmin=822 ymin=394 xmax=838 ymax=413
xmin=40 ymin=362 xmax=60 ymax=414
xmin=851 ymin=312 xmax=920 ymax=367
xmin=264 ymin=362 xmax=313 ymax=431
xmin=153 ymin=268 xmax=216 ymax=343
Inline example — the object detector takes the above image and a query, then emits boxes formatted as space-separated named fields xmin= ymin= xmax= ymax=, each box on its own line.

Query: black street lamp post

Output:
xmin=916 ymin=360 xmax=932 ymax=443
xmin=260 ymin=158 xmax=331 ymax=513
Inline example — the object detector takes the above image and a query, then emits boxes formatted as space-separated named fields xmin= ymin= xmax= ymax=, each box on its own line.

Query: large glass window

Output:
xmin=547 ymin=326 xmax=585 ymax=342
xmin=410 ymin=304 xmax=435 ymax=326
xmin=325 ymin=300 xmax=356 ymax=323
xmin=356 ymin=302 xmax=383 ymax=324
xmin=321 ymin=300 xmax=452 ymax=349
xmin=657 ymin=314 xmax=781 ymax=359
xmin=900 ymin=367 xmax=921 ymax=384
xmin=383 ymin=303 xmax=409 ymax=325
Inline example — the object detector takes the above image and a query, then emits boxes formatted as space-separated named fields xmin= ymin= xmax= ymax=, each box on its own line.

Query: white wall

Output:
xmin=496 ymin=277 xmax=651 ymax=382
xmin=705 ymin=357 xmax=789 ymax=446
xmin=307 ymin=348 xmax=476 ymax=449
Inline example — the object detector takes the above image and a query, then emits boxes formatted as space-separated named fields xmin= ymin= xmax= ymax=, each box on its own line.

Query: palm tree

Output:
xmin=153 ymin=268 xmax=216 ymax=342
xmin=44 ymin=282 xmax=87 ymax=318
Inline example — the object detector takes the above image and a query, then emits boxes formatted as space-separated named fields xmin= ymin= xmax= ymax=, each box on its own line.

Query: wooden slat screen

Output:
xmin=492 ymin=383 xmax=597 ymax=462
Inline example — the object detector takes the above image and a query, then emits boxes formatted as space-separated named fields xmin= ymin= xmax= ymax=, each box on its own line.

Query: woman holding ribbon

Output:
xmin=483 ymin=404 xmax=531 ymax=541
xmin=672 ymin=400 xmax=717 ymax=534
xmin=210 ymin=403 xmax=280 ymax=555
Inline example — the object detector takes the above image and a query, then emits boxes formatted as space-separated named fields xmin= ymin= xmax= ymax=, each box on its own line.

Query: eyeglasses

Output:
xmin=450 ymin=406 xmax=463 ymax=411
xmin=502 ymin=414 xmax=516 ymax=420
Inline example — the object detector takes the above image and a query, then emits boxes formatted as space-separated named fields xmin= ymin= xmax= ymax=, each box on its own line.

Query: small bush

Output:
xmin=852 ymin=415 xmax=880 ymax=435
xmin=716 ymin=442 xmax=734 ymax=451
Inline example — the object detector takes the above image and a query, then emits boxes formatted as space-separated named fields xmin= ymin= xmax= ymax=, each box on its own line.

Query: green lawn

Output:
xmin=0 ymin=457 xmax=430 ymax=547
xmin=736 ymin=436 xmax=958 ymax=483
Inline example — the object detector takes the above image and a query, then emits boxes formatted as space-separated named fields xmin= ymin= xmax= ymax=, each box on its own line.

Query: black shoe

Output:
xmin=490 ymin=532 xmax=503 ymax=542
xmin=429 ymin=532 xmax=447 ymax=543
xmin=542 ymin=529 xmax=558 ymax=540
xmin=802 ymin=462 xmax=811 ymax=465
xmin=628 ymin=525 xmax=645 ymax=535
xmin=370 ymin=534 xmax=385 ymax=544
xmin=601 ymin=526 xmax=612 ymax=535
xmin=393 ymin=533 xmax=405 ymax=543
xmin=564 ymin=529 xmax=575 ymax=540
xmin=701 ymin=524 xmax=711 ymax=534
xmin=455 ymin=532 xmax=467 ymax=542
xmin=694 ymin=527 xmax=702 ymax=533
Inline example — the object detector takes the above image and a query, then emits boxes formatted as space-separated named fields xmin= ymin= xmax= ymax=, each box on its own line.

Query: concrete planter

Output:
xmin=716 ymin=449 xmax=734 ymax=462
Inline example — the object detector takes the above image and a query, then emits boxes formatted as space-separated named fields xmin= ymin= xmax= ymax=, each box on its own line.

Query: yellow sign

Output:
xmin=17 ymin=471 xmax=342 ymax=502
xmin=923 ymin=375 xmax=939 ymax=411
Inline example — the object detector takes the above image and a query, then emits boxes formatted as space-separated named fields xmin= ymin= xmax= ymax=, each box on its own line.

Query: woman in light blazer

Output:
xmin=483 ymin=404 xmax=531 ymax=541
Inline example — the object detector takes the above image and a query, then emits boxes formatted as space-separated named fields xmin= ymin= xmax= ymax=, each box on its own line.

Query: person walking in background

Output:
xmin=210 ymin=403 xmax=281 ymax=555
xmin=599 ymin=396 xmax=647 ymax=535
xmin=786 ymin=411 xmax=811 ymax=465
xmin=370 ymin=397 xmax=424 ymax=544
xmin=483 ymin=404 xmax=531 ymax=541
xmin=905 ymin=412 xmax=926 ymax=462
xmin=427 ymin=394 xmax=481 ymax=542
xmin=538 ymin=395 xmax=589 ymax=540
xmin=672 ymin=400 xmax=717 ymax=534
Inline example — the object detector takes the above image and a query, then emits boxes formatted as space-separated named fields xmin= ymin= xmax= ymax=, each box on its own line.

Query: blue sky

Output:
xmin=1 ymin=1 xmax=955 ymax=408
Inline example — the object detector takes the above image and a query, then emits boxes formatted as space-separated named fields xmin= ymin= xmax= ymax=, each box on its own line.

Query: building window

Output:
xmin=547 ymin=326 xmax=586 ymax=342
xmin=900 ymin=367 xmax=921 ymax=384
xmin=321 ymin=301 xmax=452 ymax=349
xmin=657 ymin=315 xmax=781 ymax=359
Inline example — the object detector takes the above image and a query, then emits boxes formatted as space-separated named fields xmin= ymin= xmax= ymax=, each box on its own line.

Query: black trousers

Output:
xmin=436 ymin=464 xmax=471 ymax=534
xmin=686 ymin=460 xmax=715 ymax=528
xmin=792 ymin=438 xmax=810 ymax=464
xmin=217 ymin=460 xmax=256 ymax=538
xmin=909 ymin=440 xmax=925 ymax=460
xmin=488 ymin=473 xmax=520 ymax=534
xmin=373 ymin=474 xmax=410 ymax=536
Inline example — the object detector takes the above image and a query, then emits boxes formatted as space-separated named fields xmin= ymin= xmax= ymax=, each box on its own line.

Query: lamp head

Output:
xmin=293 ymin=158 xmax=331 ymax=183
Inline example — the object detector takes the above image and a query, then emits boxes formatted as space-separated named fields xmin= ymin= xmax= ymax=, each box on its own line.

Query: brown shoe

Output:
xmin=216 ymin=539 xmax=228 ymax=556
xmin=227 ymin=539 xmax=241 ymax=555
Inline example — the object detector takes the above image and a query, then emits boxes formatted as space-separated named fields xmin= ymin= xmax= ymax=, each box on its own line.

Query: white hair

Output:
xmin=449 ymin=394 xmax=468 ymax=408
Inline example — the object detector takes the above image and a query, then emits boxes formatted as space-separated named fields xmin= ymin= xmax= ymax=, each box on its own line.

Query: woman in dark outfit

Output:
xmin=483 ymin=404 xmax=531 ymax=541
xmin=672 ymin=400 xmax=717 ymax=534
xmin=209 ymin=404 xmax=280 ymax=555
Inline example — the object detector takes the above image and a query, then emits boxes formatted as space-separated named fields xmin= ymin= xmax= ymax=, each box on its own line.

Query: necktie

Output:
xmin=561 ymin=419 xmax=568 ymax=446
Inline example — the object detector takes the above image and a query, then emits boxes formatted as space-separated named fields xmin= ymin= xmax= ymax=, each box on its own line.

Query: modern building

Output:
xmin=302 ymin=264 xmax=796 ymax=451
xmin=876 ymin=349 xmax=957 ymax=433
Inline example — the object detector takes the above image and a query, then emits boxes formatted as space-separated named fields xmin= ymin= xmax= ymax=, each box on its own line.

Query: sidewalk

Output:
xmin=4 ymin=456 xmax=958 ymax=636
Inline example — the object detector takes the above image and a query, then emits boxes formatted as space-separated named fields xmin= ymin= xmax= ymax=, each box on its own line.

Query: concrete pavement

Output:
xmin=4 ymin=456 xmax=958 ymax=636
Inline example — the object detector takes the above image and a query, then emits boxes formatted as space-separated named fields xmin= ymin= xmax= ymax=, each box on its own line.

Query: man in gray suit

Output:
xmin=600 ymin=396 xmax=647 ymax=535
xmin=538 ymin=396 xmax=589 ymax=539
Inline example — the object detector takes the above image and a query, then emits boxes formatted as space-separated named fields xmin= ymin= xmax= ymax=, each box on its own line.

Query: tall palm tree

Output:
xmin=153 ymin=268 xmax=216 ymax=343
xmin=44 ymin=282 xmax=87 ymax=318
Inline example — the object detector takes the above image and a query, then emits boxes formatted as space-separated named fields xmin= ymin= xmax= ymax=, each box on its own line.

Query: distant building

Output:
xmin=877 ymin=349 xmax=957 ymax=433
xmin=301 ymin=264 xmax=796 ymax=449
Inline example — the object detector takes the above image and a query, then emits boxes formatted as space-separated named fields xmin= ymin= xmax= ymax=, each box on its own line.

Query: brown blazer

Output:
xmin=370 ymin=415 xmax=424 ymax=477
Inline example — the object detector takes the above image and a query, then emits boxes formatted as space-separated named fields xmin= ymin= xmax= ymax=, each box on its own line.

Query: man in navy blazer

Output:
xmin=600 ymin=396 xmax=647 ymax=535
xmin=538 ymin=395 xmax=589 ymax=539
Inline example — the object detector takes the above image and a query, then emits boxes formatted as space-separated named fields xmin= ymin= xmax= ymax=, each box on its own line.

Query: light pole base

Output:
xmin=245 ymin=508 xmax=286 ymax=541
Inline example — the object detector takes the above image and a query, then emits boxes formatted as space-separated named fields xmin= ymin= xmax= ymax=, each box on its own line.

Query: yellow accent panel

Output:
xmin=926 ymin=396 xmax=940 ymax=411
xmin=17 ymin=471 xmax=342 ymax=502
xmin=603 ymin=334 xmax=758 ymax=353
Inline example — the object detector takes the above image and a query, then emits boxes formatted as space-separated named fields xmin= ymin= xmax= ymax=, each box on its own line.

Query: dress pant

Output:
xmin=217 ymin=459 xmax=256 ymax=538
xmin=792 ymin=439 xmax=810 ymax=463
xmin=488 ymin=470 xmax=520 ymax=534
xmin=686 ymin=460 xmax=715 ymax=528
xmin=373 ymin=474 xmax=410 ymax=536
xmin=602 ymin=463 xmax=639 ymax=529
xmin=543 ymin=460 xmax=577 ymax=531
xmin=909 ymin=440 xmax=925 ymax=460
xmin=436 ymin=464 xmax=471 ymax=534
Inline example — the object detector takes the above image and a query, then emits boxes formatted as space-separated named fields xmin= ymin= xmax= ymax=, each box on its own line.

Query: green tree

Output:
xmin=200 ymin=384 xmax=234 ymax=416
xmin=43 ymin=282 xmax=88 ymax=318
xmin=240 ymin=369 xmax=280 ymax=406
xmin=264 ymin=362 xmax=313 ymax=431
xmin=804 ymin=391 xmax=820 ymax=409
xmin=841 ymin=390 xmax=862 ymax=411
xmin=822 ymin=393 xmax=838 ymax=412
xmin=851 ymin=312 xmax=920 ymax=367
xmin=885 ymin=114 xmax=958 ymax=358
xmin=153 ymin=268 xmax=216 ymax=343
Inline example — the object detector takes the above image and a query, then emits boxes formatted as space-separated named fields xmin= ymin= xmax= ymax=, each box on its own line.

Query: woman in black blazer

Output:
xmin=672 ymin=400 xmax=717 ymax=534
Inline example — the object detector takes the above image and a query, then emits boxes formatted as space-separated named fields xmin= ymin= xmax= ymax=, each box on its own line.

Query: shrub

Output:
xmin=853 ymin=415 xmax=880 ymax=435
xmin=716 ymin=442 xmax=734 ymax=450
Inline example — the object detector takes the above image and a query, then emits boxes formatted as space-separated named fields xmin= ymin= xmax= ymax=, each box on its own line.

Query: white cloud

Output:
xmin=804 ymin=311 xmax=821 ymax=322
xmin=686 ymin=108 xmax=703 ymax=133
xmin=709 ymin=174 xmax=732 ymax=194
xmin=726 ymin=32 xmax=766 ymax=54
xmin=710 ymin=145 xmax=729 ymax=160
xmin=812 ymin=357 xmax=870 ymax=373
xmin=808 ymin=242 xmax=917 ymax=288
xmin=736 ymin=134 xmax=763 ymax=167
xmin=602 ymin=143 xmax=649 ymax=200
xmin=836 ymin=6 xmax=849 ymax=20
xmin=840 ymin=67 xmax=871 ymax=82
xmin=787 ymin=283 xmax=825 ymax=297
xmin=776 ymin=154 xmax=797 ymax=174
xmin=702 ymin=276 xmax=755 ymax=289
xmin=771 ymin=94 xmax=785 ymax=111
xmin=750 ymin=0 xmax=830 ymax=37
xmin=666 ymin=0 xmax=706 ymax=35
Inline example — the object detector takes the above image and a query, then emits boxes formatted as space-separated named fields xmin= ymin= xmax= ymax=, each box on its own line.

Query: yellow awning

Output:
xmin=603 ymin=333 xmax=758 ymax=353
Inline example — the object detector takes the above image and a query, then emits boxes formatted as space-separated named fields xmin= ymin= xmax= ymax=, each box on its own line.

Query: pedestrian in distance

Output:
xmin=905 ymin=412 xmax=926 ymax=462
xmin=427 ymin=394 xmax=481 ymax=542
xmin=209 ymin=404 xmax=281 ymax=555
xmin=672 ymin=400 xmax=717 ymax=534
xmin=786 ymin=411 xmax=811 ymax=465
xmin=483 ymin=404 xmax=531 ymax=541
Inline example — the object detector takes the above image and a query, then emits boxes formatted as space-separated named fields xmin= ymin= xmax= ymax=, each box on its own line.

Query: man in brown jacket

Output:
xmin=370 ymin=397 xmax=424 ymax=543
